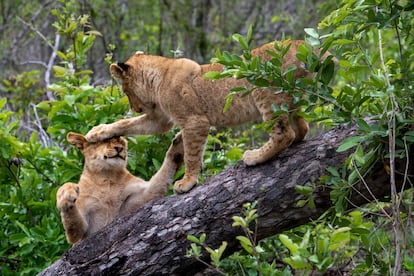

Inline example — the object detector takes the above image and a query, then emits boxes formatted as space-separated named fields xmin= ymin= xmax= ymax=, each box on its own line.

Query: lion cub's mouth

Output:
xmin=104 ymin=154 xmax=125 ymax=160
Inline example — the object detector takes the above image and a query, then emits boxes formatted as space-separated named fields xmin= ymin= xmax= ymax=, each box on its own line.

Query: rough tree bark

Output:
xmin=40 ymin=124 xmax=413 ymax=275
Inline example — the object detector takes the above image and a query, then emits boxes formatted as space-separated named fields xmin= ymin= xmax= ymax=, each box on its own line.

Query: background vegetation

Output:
xmin=1 ymin=0 xmax=413 ymax=275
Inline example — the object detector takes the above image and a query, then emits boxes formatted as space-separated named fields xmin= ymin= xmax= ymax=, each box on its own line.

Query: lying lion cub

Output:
xmin=57 ymin=132 xmax=183 ymax=244
xmin=86 ymin=40 xmax=332 ymax=194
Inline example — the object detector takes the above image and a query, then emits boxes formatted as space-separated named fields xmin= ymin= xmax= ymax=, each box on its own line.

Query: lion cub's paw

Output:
xmin=169 ymin=132 xmax=184 ymax=166
xmin=85 ymin=124 xmax=112 ymax=142
xmin=242 ymin=149 xmax=261 ymax=166
xmin=57 ymin=182 xmax=80 ymax=212
xmin=173 ymin=176 xmax=197 ymax=194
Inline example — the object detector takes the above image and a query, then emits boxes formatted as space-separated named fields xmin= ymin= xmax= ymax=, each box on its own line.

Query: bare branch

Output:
xmin=44 ymin=34 xmax=60 ymax=101
xmin=17 ymin=16 xmax=54 ymax=49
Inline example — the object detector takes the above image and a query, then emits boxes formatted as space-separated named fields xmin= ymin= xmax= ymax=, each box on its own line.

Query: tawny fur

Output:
xmin=56 ymin=132 xmax=183 ymax=244
xmin=86 ymin=40 xmax=331 ymax=193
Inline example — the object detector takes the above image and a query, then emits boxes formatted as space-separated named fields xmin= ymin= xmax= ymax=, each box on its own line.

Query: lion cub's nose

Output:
xmin=114 ymin=146 xmax=123 ymax=153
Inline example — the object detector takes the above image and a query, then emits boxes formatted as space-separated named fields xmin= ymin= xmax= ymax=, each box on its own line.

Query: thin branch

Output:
xmin=351 ymin=159 xmax=391 ymax=219
xmin=44 ymin=33 xmax=60 ymax=101
xmin=378 ymin=25 xmax=401 ymax=275
xmin=30 ymin=103 xmax=55 ymax=147
xmin=18 ymin=60 xmax=48 ymax=68
xmin=17 ymin=16 xmax=54 ymax=50
xmin=16 ymin=8 xmax=59 ymax=101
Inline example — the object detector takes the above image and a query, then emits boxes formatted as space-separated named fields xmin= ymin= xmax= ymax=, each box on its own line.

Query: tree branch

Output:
xmin=39 ymin=124 xmax=413 ymax=275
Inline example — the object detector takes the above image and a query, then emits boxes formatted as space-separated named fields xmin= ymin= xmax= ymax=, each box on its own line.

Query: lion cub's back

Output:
xmin=251 ymin=40 xmax=311 ymax=79
xmin=192 ymin=64 xmax=261 ymax=126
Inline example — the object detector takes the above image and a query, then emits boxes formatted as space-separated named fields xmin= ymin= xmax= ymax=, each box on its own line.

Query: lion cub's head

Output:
xmin=67 ymin=132 xmax=128 ymax=172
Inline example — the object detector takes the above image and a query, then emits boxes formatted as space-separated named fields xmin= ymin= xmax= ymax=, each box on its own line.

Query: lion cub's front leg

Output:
xmin=173 ymin=118 xmax=210 ymax=194
xmin=56 ymin=182 xmax=87 ymax=244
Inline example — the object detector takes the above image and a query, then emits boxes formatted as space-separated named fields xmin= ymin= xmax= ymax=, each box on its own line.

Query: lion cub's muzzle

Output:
xmin=104 ymin=145 xmax=126 ymax=160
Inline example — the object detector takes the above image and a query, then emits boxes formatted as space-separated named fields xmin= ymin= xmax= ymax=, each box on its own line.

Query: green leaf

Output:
xmin=329 ymin=227 xmax=351 ymax=251
xmin=232 ymin=33 xmax=249 ymax=50
xmin=283 ymin=255 xmax=308 ymax=269
xmin=216 ymin=241 xmax=227 ymax=262
xmin=337 ymin=136 xmax=364 ymax=152
xmin=335 ymin=39 xmax=355 ymax=45
xmin=237 ymin=236 xmax=253 ymax=254
xmin=64 ymin=95 xmax=77 ymax=106
xmin=53 ymin=65 xmax=68 ymax=77
xmin=353 ymin=145 xmax=365 ymax=165
xmin=295 ymin=185 xmax=313 ymax=195
xmin=279 ymin=234 xmax=299 ymax=255
xmin=0 ymin=97 xmax=7 ymax=109
xmin=187 ymin=234 xmax=200 ymax=244
xmin=36 ymin=101 xmax=51 ymax=111
xmin=152 ymin=158 xmax=161 ymax=170
xmin=304 ymin=28 xmax=319 ymax=39
xmin=357 ymin=118 xmax=371 ymax=133
xmin=15 ymin=221 xmax=31 ymax=238
xmin=204 ymin=71 xmax=221 ymax=79
xmin=9 ymin=233 xmax=27 ymax=244
xmin=404 ymin=130 xmax=414 ymax=142
xmin=225 ymin=147 xmax=243 ymax=161
xmin=75 ymin=70 xmax=94 ymax=76
xmin=189 ymin=243 xmax=201 ymax=257
xmin=223 ymin=92 xmax=236 ymax=112
xmin=199 ymin=233 xmax=206 ymax=243
xmin=326 ymin=166 xmax=340 ymax=177
xmin=309 ymin=254 xmax=319 ymax=264
xmin=296 ymin=199 xmax=308 ymax=207
xmin=232 ymin=216 xmax=247 ymax=228
xmin=246 ymin=25 xmax=253 ymax=44
xmin=230 ymin=86 xmax=247 ymax=92
xmin=308 ymin=196 xmax=316 ymax=209
xmin=300 ymin=230 xmax=311 ymax=248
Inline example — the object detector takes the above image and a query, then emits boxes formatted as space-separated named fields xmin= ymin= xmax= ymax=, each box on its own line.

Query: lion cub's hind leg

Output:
xmin=56 ymin=182 xmax=87 ymax=244
xmin=243 ymin=114 xmax=296 ymax=166
xmin=292 ymin=115 xmax=309 ymax=143
xmin=243 ymin=91 xmax=298 ymax=166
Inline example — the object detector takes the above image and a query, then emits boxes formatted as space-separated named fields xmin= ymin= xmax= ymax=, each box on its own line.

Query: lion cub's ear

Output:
xmin=67 ymin=132 xmax=88 ymax=150
xmin=110 ymin=63 xmax=129 ymax=81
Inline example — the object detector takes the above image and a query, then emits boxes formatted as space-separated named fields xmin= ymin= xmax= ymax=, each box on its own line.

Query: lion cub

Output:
xmin=86 ymin=40 xmax=330 ymax=194
xmin=57 ymin=132 xmax=183 ymax=244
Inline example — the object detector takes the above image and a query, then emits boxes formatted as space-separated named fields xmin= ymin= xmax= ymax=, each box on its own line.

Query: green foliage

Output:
xmin=0 ymin=99 xmax=70 ymax=274
xmin=278 ymin=210 xmax=375 ymax=273
xmin=187 ymin=203 xmax=390 ymax=275
xmin=295 ymin=184 xmax=316 ymax=209
xmin=1 ymin=71 xmax=43 ymax=120
xmin=187 ymin=202 xmax=288 ymax=275
xmin=187 ymin=233 xmax=228 ymax=275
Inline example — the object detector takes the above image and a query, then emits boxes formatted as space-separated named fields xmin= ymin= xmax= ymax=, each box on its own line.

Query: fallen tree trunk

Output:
xmin=40 ymin=124 xmax=413 ymax=275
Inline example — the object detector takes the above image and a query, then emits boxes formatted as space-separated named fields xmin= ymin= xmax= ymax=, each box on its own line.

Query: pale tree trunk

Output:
xmin=39 ymin=124 xmax=413 ymax=275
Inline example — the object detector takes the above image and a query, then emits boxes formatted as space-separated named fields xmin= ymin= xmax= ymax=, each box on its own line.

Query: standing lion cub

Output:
xmin=57 ymin=132 xmax=183 ymax=244
xmin=86 ymin=40 xmax=331 ymax=194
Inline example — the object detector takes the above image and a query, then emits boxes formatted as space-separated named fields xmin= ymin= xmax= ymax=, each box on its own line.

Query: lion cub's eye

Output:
xmin=101 ymin=137 xmax=121 ymax=143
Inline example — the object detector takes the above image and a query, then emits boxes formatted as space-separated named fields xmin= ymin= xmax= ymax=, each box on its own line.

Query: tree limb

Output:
xmin=39 ymin=124 xmax=413 ymax=275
